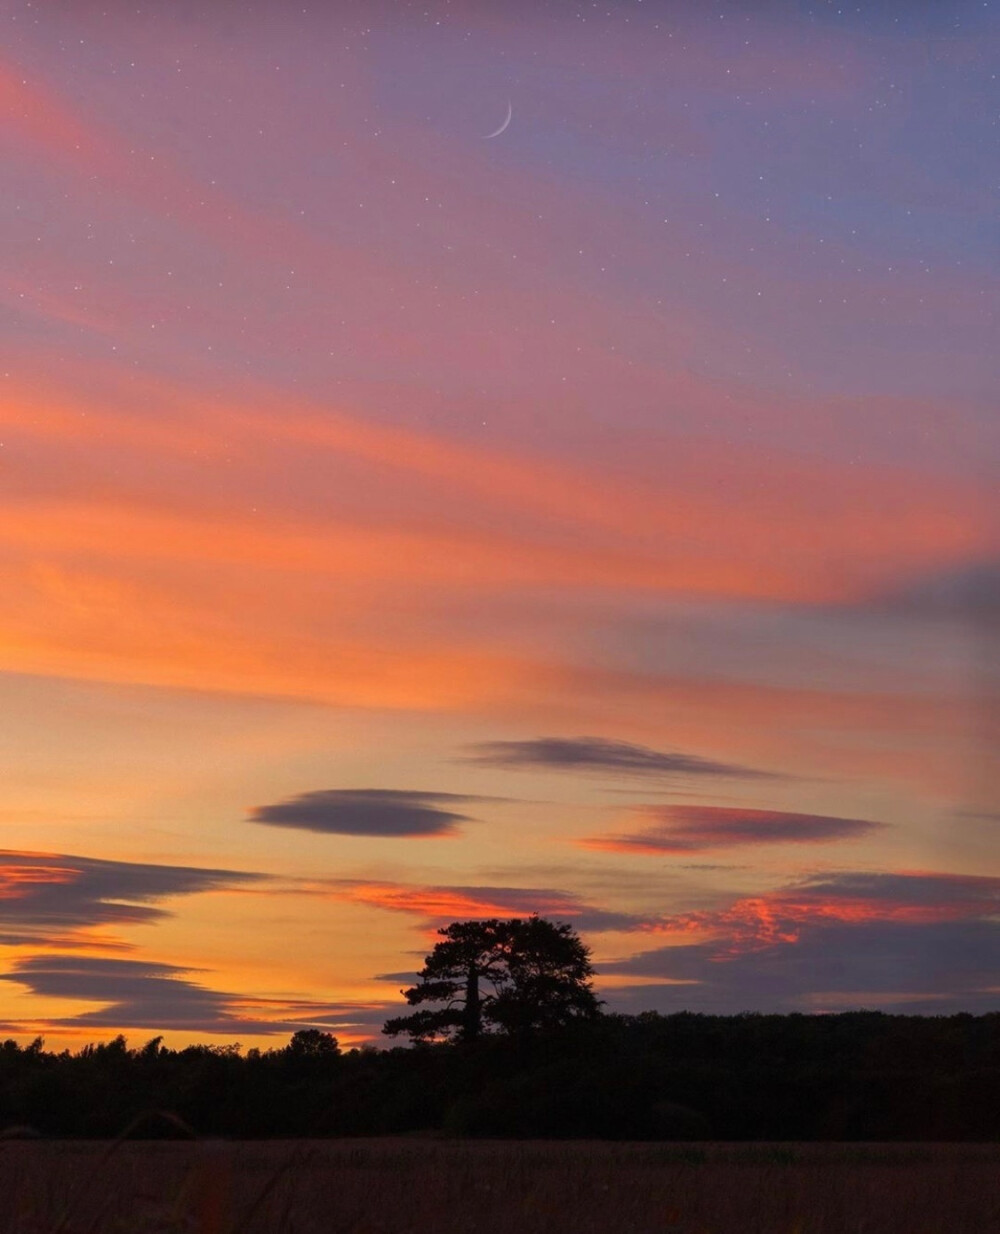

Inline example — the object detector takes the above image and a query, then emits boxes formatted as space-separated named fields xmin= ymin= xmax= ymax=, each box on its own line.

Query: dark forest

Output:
xmin=3 ymin=1010 xmax=998 ymax=1142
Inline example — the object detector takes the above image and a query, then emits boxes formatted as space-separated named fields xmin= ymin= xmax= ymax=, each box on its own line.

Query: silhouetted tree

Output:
xmin=382 ymin=916 xmax=601 ymax=1044
xmin=489 ymin=916 xmax=602 ymax=1038
xmin=383 ymin=920 xmax=506 ymax=1043
xmin=285 ymin=1029 xmax=340 ymax=1058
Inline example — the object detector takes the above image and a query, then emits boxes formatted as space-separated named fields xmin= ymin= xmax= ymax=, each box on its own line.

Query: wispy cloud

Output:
xmin=0 ymin=954 xmax=391 ymax=1038
xmin=598 ymin=870 xmax=1000 ymax=1012
xmin=2 ymin=359 xmax=992 ymax=722
xmin=463 ymin=736 xmax=775 ymax=780
xmin=327 ymin=879 xmax=657 ymax=933
xmin=864 ymin=558 xmax=1000 ymax=623
xmin=653 ymin=870 xmax=1000 ymax=949
xmin=0 ymin=850 xmax=267 ymax=946
xmin=581 ymin=805 xmax=884 ymax=854
xmin=248 ymin=788 xmax=487 ymax=838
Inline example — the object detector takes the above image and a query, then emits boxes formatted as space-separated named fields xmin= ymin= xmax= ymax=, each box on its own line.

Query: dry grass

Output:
xmin=0 ymin=1139 xmax=997 ymax=1234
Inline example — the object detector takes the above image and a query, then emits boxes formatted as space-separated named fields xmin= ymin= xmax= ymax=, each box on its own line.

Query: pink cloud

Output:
xmin=581 ymin=805 xmax=884 ymax=854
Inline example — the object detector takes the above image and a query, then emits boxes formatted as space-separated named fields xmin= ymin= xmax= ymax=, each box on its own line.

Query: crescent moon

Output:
xmin=483 ymin=100 xmax=512 ymax=140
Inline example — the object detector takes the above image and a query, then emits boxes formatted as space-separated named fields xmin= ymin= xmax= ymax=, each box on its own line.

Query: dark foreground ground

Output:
xmin=2 ymin=1139 xmax=998 ymax=1234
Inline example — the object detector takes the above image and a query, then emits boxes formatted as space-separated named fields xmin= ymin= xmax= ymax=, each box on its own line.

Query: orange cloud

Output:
xmin=332 ymin=882 xmax=580 ymax=922
xmin=0 ymin=366 xmax=993 ymax=775
xmin=656 ymin=871 xmax=1000 ymax=954
xmin=0 ymin=563 xmax=546 ymax=710
xmin=327 ymin=880 xmax=651 ymax=934
xmin=1 ymin=372 xmax=993 ymax=594
xmin=0 ymin=861 xmax=79 ymax=898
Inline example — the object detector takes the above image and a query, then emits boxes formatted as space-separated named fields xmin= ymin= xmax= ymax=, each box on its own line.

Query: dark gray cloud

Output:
xmin=0 ymin=954 xmax=394 ymax=1037
xmin=0 ymin=850 xmax=266 ymax=945
xmin=956 ymin=809 xmax=1000 ymax=824
xmin=463 ymin=736 xmax=775 ymax=781
xmin=583 ymin=805 xmax=883 ymax=853
xmin=677 ymin=863 xmax=749 ymax=871
xmin=248 ymin=789 xmax=485 ymax=837
xmin=869 ymin=558 xmax=1000 ymax=622
xmin=596 ymin=869 xmax=1000 ymax=1015
xmin=787 ymin=869 xmax=1000 ymax=912
xmin=599 ymin=919 xmax=1000 ymax=1016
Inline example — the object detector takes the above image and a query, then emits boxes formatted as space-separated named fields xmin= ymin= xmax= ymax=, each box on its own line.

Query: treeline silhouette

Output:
xmin=3 ymin=1011 xmax=999 ymax=1141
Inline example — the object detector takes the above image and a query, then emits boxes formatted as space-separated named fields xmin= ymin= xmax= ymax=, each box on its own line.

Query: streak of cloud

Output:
xmin=581 ymin=805 xmax=884 ymax=853
xmin=598 ymin=870 xmax=1000 ymax=1012
xmin=248 ymin=788 xmax=484 ymax=837
xmin=0 ymin=954 xmax=392 ymax=1037
xmin=463 ymin=736 xmax=776 ymax=781
xmin=0 ymin=850 xmax=267 ymax=945
xmin=327 ymin=879 xmax=658 ymax=933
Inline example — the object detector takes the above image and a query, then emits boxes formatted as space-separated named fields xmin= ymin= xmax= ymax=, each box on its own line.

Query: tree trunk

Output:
xmin=462 ymin=962 xmax=480 ymax=1041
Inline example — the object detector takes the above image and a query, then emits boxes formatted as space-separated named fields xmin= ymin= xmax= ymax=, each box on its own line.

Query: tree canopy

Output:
xmin=382 ymin=916 xmax=602 ymax=1044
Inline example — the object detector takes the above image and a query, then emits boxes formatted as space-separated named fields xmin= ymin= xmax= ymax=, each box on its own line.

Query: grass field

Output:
xmin=1 ymin=1139 xmax=998 ymax=1234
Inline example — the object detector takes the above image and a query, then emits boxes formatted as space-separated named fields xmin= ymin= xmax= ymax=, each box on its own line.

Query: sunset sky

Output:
xmin=2 ymin=0 xmax=997 ymax=1048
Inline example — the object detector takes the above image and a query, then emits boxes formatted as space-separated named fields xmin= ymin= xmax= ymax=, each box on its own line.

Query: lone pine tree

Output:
xmin=383 ymin=916 xmax=601 ymax=1044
